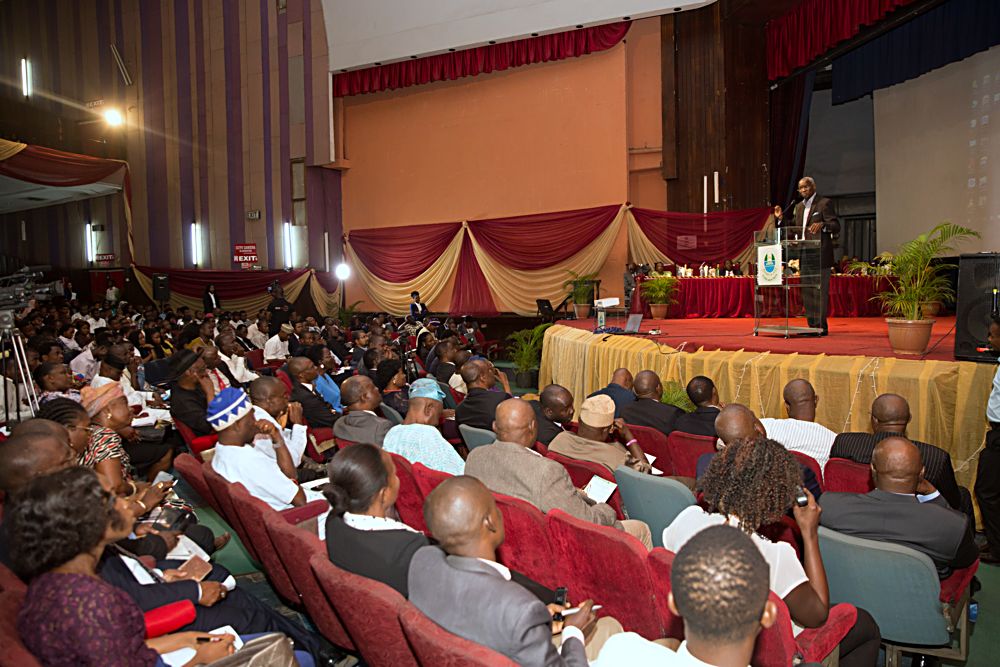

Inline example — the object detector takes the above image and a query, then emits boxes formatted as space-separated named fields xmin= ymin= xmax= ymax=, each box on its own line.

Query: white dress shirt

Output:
xmin=221 ymin=352 xmax=259 ymax=385
xmin=263 ymin=334 xmax=289 ymax=361
xmin=59 ymin=335 xmax=81 ymax=351
xmin=802 ymin=192 xmax=816 ymax=236
xmin=988 ymin=364 xmax=1000 ymax=423
xmin=251 ymin=405 xmax=307 ymax=466
xmin=69 ymin=348 xmax=99 ymax=382
xmin=760 ymin=417 xmax=836 ymax=469
xmin=591 ymin=632 xmax=677 ymax=666
xmin=211 ymin=442 xmax=301 ymax=511
xmin=247 ymin=323 xmax=268 ymax=349
xmin=343 ymin=512 xmax=419 ymax=534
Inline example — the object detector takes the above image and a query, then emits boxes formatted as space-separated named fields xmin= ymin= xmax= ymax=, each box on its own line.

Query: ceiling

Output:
xmin=0 ymin=173 xmax=122 ymax=216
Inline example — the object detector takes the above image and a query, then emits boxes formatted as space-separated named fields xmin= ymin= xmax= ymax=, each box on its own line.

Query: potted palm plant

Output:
xmin=640 ymin=275 xmax=680 ymax=319
xmin=506 ymin=323 xmax=552 ymax=389
xmin=851 ymin=222 xmax=979 ymax=355
xmin=563 ymin=271 xmax=598 ymax=319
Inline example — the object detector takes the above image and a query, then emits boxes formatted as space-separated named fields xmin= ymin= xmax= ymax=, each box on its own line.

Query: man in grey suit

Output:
xmin=408 ymin=476 xmax=607 ymax=665
xmin=820 ymin=436 xmax=977 ymax=578
xmin=332 ymin=375 xmax=392 ymax=445
xmin=465 ymin=398 xmax=652 ymax=549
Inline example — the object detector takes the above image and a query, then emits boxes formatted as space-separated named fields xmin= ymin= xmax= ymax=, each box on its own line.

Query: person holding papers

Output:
xmin=549 ymin=395 xmax=653 ymax=474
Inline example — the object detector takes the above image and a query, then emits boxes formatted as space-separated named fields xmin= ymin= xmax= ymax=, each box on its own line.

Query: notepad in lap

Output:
xmin=645 ymin=455 xmax=664 ymax=476
xmin=582 ymin=476 xmax=618 ymax=504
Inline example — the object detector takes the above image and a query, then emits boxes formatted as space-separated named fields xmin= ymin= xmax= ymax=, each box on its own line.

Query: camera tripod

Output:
xmin=0 ymin=309 xmax=38 ymax=424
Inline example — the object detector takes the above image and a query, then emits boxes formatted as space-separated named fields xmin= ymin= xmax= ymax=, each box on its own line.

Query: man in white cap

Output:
xmin=383 ymin=378 xmax=465 ymax=475
xmin=263 ymin=323 xmax=293 ymax=363
xmin=549 ymin=394 xmax=653 ymax=474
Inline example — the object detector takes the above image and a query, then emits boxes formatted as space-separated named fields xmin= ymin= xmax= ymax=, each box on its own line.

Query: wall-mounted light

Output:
xmin=85 ymin=223 xmax=95 ymax=262
xmin=324 ymin=231 xmax=330 ymax=272
xmin=334 ymin=263 xmax=351 ymax=281
xmin=103 ymin=108 xmax=124 ymax=127
xmin=20 ymin=58 xmax=31 ymax=97
xmin=283 ymin=222 xmax=293 ymax=269
xmin=191 ymin=222 xmax=202 ymax=267
xmin=20 ymin=220 xmax=26 ymax=242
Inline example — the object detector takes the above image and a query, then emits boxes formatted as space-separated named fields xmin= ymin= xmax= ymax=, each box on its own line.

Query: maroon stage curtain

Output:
xmin=631 ymin=207 xmax=770 ymax=267
xmin=312 ymin=271 xmax=339 ymax=292
xmin=450 ymin=230 xmax=500 ymax=316
xmin=333 ymin=22 xmax=630 ymax=97
xmin=0 ymin=143 xmax=126 ymax=186
xmin=134 ymin=265 xmax=309 ymax=300
xmin=347 ymin=222 xmax=462 ymax=282
xmin=469 ymin=204 xmax=621 ymax=269
xmin=767 ymin=0 xmax=916 ymax=80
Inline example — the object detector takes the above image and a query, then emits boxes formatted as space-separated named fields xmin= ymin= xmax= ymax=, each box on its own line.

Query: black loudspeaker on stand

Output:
xmin=152 ymin=274 xmax=170 ymax=302
xmin=954 ymin=253 xmax=1000 ymax=363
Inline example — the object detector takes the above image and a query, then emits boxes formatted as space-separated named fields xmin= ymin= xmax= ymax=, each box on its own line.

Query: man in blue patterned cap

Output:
xmin=208 ymin=386 xmax=315 ymax=510
xmin=382 ymin=378 xmax=465 ymax=475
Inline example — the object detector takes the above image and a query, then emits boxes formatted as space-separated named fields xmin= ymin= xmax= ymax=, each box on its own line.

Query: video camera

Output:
xmin=0 ymin=266 xmax=61 ymax=310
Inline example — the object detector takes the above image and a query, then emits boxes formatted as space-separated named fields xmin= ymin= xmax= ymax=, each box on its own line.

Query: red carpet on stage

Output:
xmin=560 ymin=315 xmax=958 ymax=361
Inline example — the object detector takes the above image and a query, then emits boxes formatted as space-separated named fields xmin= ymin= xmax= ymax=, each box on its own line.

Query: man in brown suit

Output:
xmin=465 ymin=398 xmax=652 ymax=549
xmin=549 ymin=395 xmax=652 ymax=474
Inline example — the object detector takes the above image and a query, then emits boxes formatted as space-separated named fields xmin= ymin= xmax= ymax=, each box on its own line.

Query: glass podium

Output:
xmin=752 ymin=229 xmax=825 ymax=337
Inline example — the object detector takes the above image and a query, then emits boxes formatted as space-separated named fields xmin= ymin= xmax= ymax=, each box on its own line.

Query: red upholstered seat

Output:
xmin=791 ymin=451 xmax=824 ymax=490
xmin=628 ymin=424 xmax=672 ymax=473
xmin=0 ymin=563 xmax=25 ymax=594
xmin=228 ymin=483 xmax=300 ymax=603
xmin=494 ymin=493 xmax=560 ymax=589
xmin=174 ymin=419 xmax=218 ymax=461
xmin=262 ymin=506 xmax=355 ymax=651
xmin=0 ymin=590 xmax=41 ymax=667
xmin=412 ymin=463 xmax=453 ymax=498
xmin=173 ymin=452 xmax=222 ymax=516
xmin=644 ymin=548 xmax=685 ymax=639
xmin=143 ymin=600 xmax=197 ymax=638
xmin=823 ymin=458 xmax=874 ymax=493
xmin=275 ymin=369 xmax=294 ymax=394
xmin=309 ymin=554 xmax=418 ymax=667
xmin=546 ymin=509 xmax=663 ymax=639
xmin=940 ymin=561 xmax=979 ymax=604
xmin=388 ymin=454 xmax=427 ymax=532
xmin=398 ymin=603 xmax=518 ymax=667
xmin=753 ymin=593 xmax=856 ymax=666
xmin=201 ymin=462 xmax=260 ymax=562
xmin=533 ymin=440 xmax=548 ymax=455
xmin=307 ymin=427 xmax=335 ymax=463
xmin=666 ymin=431 xmax=716 ymax=477
xmin=245 ymin=348 xmax=264 ymax=370
xmin=334 ymin=437 xmax=357 ymax=450
xmin=544 ymin=451 xmax=626 ymax=520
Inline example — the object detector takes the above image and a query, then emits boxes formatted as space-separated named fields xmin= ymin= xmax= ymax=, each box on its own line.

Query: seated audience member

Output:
xmin=333 ymin=375 xmax=392 ymax=445
xmin=357 ymin=347 xmax=382 ymax=378
xmin=399 ymin=315 xmax=422 ymax=339
xmin=466 ymin=398 xmax=652 ymax=549
xmin=201 ymin=345 xmax=239 ymax=393
xmin=145 ymin=328 xmax=173 ymax=359
xmin=620 ymin=370 xmax=683 ymax=435
xmin=210 ymin=387 xmax=318 ymax=510
xmin=234 ymin=324 xmax=257 ymax=351
xmin=216 ymin=332 xmax=258 ymax=386
xmin=263 ymin=323 xmax=293 ymax=362
xmin=92 ymin=345 xmax=170 ymax=420
xmin=350 ymin=329 xmax=370 ymax=370
xmin=80 ymin=384 xmax=154 ymax=492
xmin=673 ymin=376 xmax=723 ymax=437
xmin=415 ymin=331 xmax=436 ymax=366
xmin=410 ymin=476 xmax=620 ymax=664
xmin=287 ymin=321 xmax=306 ymax=357
xmin=35 ymin=361 xmax=82 ymax=405
xmin=832 ymin=393 xmax=965 ymax=512
xmin=697 ymin=404 xmax=822 ymax=499
xmin=587 ymin=368 xmax=635 ymax=418
xmin=324 ymin=444 xmax=429 ymax=597
xmin=431 ymin=337 xmax=460 ymax=383
xmin=186 ymin=320 xmax=216 ymax=352
xmin=248 ymin=376 xmax=310 ymax=470
xmin=529 ymin=384 xmax=573 ymax=445
xmin=549 ymin=395 xmax=653 ymax=474
xmin=375 ymin=358 xmax=409 ymax=418
xmin=168 ymin=349 xmax=216 ymax=437
xmin=448 ymin=349 xmax=471 ymax=395
xmin=303 ymin=344 xmax=343 ymax=413
xmin=820 ymin=436 xmax=977 ymax=578
xmin=382 ymin=378 xmax=465 ymax=475
xmin=36 ymin=339 xmax=65 ymax=364
xmin=592 ymin=525 xmax=777 ymax=666
xmin=664 ymin=437 xmax=881 ymax=667
xmin=761 ymin=379 xmax=837 ymax=468
xmin=7 ymin=468 xmax=240 ymax=667
xmin=288 ymin=356 xmax=338 ymax=428
xmin=69 ymin=331 xmax=111 ymax=382
xmin=59 ymin=323 xmax=81 ymax=351
xmin=247 ymin=316 xmax=269 ymax=349
xmin=455 ymin=358 xmax=512 ymax=431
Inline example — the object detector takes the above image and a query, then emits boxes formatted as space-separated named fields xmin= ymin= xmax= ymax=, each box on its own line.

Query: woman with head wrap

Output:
xmin=79 ymin=383 xmax=135 ymax=496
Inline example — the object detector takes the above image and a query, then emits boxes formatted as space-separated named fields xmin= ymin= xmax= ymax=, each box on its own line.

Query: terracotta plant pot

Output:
xmin=573 ymin=303 xmax=591 ymax=319
xmin=919 ymin=301 xmax=942 ymax=318
xmin=885 ymin=318 xmax=935 ymax=355
xmin=649 ymin=304 xmax=669 ymax=319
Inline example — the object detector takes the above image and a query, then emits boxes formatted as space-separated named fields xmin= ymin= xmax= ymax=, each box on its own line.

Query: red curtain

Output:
xmin=347 ymin=222 xmax=461 ymax=282
xmin=469 ymin=204 xmax=620 ymax=269
xmin=133 ymin=265 xmax=309 ymax=300
xmin=631 ymin=207 xmax=771 ymax=266
xmin=312 ymin=271 xmax=339 ymax=292
xmin=766 ymin=0 xmax=916 ymax=79
xmin=333 ymin=22 xmax=630 ymax=97
xmin=0 ymin=143 xmax=126 ymax=186
xmin=450 ymin=230 xmax=499 ymax=316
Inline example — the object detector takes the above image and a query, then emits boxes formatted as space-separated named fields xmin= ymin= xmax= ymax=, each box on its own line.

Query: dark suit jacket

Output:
xmin=621 ymin=398 xmax=684 ymax=435
xmin=168 ymin=382 xmax=213 ymax=436
xmin=819 ymin=489 xmax=977 ymax=578
xmin=529 ymin=400 xmax=566 ymax=445
xmin=290 ymin=381 xmax=337 ymax=428
xmin=455 ymin=387 xmax=511 ymax=431
xmin=776 ymin=194 xmax=840 ymax=268
xmin=332 ymin=410 xmax=392 ymax=445
xmin=831 ymin=432 xmax=963 ymax=511
xmin=674 ymin=406 xmax=721 ymax=438
xmin=325 ymin=513 xmax=429 ymax=597
xmin=408 ymin=546 xmax=588 ymax=667
xmin=587 ymin=383 xmax=635 ymax=418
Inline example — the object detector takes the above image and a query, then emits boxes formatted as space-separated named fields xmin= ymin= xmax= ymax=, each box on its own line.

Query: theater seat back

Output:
xmin=398 ymin=604 xmax=517 ymax=667
xmin=0 ymin=590 xmax=42 ymax=667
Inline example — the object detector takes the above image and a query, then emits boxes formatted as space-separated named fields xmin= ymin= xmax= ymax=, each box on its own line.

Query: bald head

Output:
xmin=287 ymin=356 xmax=311 ymax=378
xmin=341 ymin=375 xmax=374 ymax=408
xmin=461 ymin=359 xmax=493 ymax=389
xmin=633 ymin=370 xmax=662 ymax=399
xmin=715 ymin=404 xmax=764 ymax=447
xmin=249 ymin=375 xmax=284 ymax=402
xmin=539 ymin=384 xmax=574 ymax=424
xmin=871 ymin=436 xmax=923 ymax=493
xmin=423 ymin=476 xmax=503 ymax=555
xmin=871 ymin=394 xmax=910 ymax=434
xmin=782 ymin=379 xmax=817 ymax=421
xmin=493 ymin=398 xmax=537 ymax=447
xmin=611 ymin=368 xmax=634 ymax=390
xmin=0 ymin=423 xmax=76 ymax=493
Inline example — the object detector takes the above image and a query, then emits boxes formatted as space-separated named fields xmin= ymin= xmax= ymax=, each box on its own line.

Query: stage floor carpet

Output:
xmin=558 ymin=315 xmax=958 ymax=361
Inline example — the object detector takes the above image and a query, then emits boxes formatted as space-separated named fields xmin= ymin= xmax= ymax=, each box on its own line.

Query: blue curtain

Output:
xmin=832 ymin=0 xmax=1000 ymax=104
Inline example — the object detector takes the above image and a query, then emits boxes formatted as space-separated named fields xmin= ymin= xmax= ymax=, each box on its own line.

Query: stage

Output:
xmin=539 ymin=320 xmax=996 ymax=498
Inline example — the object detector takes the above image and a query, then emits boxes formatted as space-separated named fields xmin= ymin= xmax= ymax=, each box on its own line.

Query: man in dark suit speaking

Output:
xmin=774 ymin=176 xmax=840 ymax=335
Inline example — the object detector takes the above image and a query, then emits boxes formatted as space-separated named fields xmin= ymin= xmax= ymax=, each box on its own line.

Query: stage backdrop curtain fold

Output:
xmin=347 ymin=221 xmax=462 ymax=282
xmin=345 ymin=226 xmax=464 ymax=315
xmin=333 ymin=22 xmax=630 ymax=97
xmin=468 ymin=205 xmax=626 ymax=315
xmin=309 ymin=271 xmax=344 ymax=318
xmin=628 ymin=207 xmax=771 ymax=267
xmin=450 ymin=225 xmax=500 ymax=316
xmin=132 ymin=265 xmax=312 ymax=314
